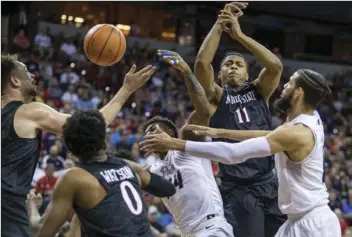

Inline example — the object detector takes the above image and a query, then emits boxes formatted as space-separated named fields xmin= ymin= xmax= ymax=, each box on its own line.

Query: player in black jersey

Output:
xmin=1 ymin=53 xmax=155 ymax=237
xmin=193 ymin=2 xmax=285 ymax=237
xmin=26 ymin=110 xmax=176 ymax=237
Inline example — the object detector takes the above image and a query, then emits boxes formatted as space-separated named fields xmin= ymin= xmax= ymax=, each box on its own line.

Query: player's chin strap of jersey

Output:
xmin=185 ymin=137 xmax=272 ymax=165
xmin=144 ymin=172 xmax=176 ymax=198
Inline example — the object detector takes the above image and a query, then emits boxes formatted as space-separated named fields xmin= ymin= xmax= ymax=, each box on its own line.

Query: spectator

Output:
xmin=34 ymin=28 xmax=53 ymax=59
xmin=148 ymin=205 xmax=165 ymax=234
xmin=54 ymin=159 xmax=75 ymax=178
xmin=42 ymin=145 xmax=65 ymax=171
xmin=60 ymin=67 xmax=80 ymax=88
xmin=60 ymin=38 xmax=77 ymax=57
xmin=342 ymin=189 xmax=352 ymax=214
xmin=48 ymin=76 xmax=63 ymax=100
xmin=13 ymin=29 xmax=30 ymax=52
xmin=36 ymin=163 xmax=57 ymax=213
xmin=73 ymin=83 xmax=95 ymax=110
xmin=116 ymin=131 xmax=131 ymax=151
xmin=61 ymin=85 xmax=79 ymax=103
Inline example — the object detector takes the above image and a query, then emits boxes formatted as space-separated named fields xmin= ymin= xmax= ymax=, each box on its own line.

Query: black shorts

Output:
xmin=221 ymin=176 xmax=287 ymax=237
xmin=2 ymin=196 xmax=31 ymax=237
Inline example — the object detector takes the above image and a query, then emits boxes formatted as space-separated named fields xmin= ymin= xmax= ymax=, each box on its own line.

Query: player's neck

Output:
xmin=1 ymin=92 xmax=25 ymax=108
xmin=88 ymin=150 xmax=107 ymax=162
xmin=287 ymin=105 xmax=315 ymax=121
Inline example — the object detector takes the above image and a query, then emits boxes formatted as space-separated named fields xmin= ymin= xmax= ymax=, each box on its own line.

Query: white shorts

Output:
xmin=275 ymin=205 xmax=341 ymax=237
xmin=184 ymin=216 xmax=234 ymax=237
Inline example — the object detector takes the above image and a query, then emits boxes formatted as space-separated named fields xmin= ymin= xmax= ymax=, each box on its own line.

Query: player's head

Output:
xmin=143 ymin=116 xmax=178 ymax=138
xmin=1 ymin=54 xmax=37 ymax=102
xmin=63 ymin=110 xmax=106 ymax=161
xmin=219 ymin=52 xmax=249 ymax=88
xmin=274 ymin=69 xmax=331 ymax=114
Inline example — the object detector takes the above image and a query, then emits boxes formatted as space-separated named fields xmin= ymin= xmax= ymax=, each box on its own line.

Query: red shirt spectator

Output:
xmin=13 ymin=29 xmax=30 ymax=49
xmin=36 ymin=163 xmax=57 ymax=197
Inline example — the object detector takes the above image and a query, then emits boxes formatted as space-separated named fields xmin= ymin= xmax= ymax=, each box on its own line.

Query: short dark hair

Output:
xmin=143 ymin=116 xmax=178 ymax=138
xmin=113 ymin=149 xmax=138 ymax=162
xmin=1 ymin=54 xmax=18 ymax=93
xmin=63 ymin=110 xmax=106 ymax=160
xmin=295 ymin=69 xmax=331 ymax=107
xmin=220 ymin=52 xmax=248 ymax=69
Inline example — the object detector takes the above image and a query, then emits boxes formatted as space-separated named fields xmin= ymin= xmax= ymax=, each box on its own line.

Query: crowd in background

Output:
xmin=5 ymin=23 xmax=352 ymax=237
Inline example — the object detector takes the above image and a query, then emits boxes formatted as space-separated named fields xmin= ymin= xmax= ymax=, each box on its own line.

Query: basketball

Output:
xmin=83 ymin=24 xmax=126 ymax=66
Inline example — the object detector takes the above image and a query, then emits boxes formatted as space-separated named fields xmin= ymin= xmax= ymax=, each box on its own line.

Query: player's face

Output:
xmin=15 ymin=62 xmax=38 ymax=99
xmin=274 ymin=72 xmax=299 ymax=114
xmin=219 ymin=55 xmax=248 ymax=88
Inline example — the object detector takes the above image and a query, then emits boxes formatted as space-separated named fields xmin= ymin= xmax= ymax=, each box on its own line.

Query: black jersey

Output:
xmin=1 ymin=101 xmax=42 ymax=225
xmin=74 ymin=156 xmax=152 ymax=237
xmin=210 ymin=83 xmax=275 ymax=189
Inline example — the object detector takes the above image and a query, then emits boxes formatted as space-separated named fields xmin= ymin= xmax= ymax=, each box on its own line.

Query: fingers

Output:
xmin=127 ymin=64 xmax=136 ymax=74
xmin=225 ymin=2 xmax=248 ymax=11
xmin=155 ymin=124 xmax=164 ymax=133
xmin=136 ymin=65 xmax=153 ymax=76
xmin=162 ymin=56 xmax=180 ymax=65
xmin=183 ymin=124 xmax=206 ymax=131
xmin=157 ymin=50 xmax=177 ymax=57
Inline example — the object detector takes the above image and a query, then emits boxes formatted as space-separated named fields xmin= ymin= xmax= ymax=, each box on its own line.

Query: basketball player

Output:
xmin=194 ymin=2 xmax=285 ymax=236
xmin=1 ymin=53 xmax=155 ymax=237
xmin=143 ymin=50 xmax=233 ymax=236
xmin=26 ymin=110 xmax=176 ymax=237
xmin=140 ymin=69 xmax=341 ymax=237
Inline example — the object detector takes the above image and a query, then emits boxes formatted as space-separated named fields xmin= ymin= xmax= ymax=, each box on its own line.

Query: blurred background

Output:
xmin=2 ymin=1 xmax=352 ymax=236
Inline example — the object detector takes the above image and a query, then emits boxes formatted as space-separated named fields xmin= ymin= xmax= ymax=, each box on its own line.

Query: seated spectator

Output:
xmin=36 ymin=163 xmax=57 ymax=213
xmin=48 ymin=76 xmax=63 ymax=100
xmin=61 ymin=85 xmax=79 ymax=103
xmin=13 ymin=29 xmax=30 ymax=52
xmin=148 ymin=205 xmax=165 ymax=234
xmin=73 ymin=83 xmax=95 ymax=110
xmin=342 ymin=189 xmax=352 ymax=214
xmin=60 ymin=67 xmax=80 ymax=89
xmin=34 ymin=28 xmax=53 ymax=59
xmin=116 ymin=131 xmax=131 ymax=151
xmin=42 ymin=145 xmax=65 ymax=171
xmin=60 ymin=38 xmax=77 ymax=57
xmin=31 ymin=163 xmax=45 ymax=187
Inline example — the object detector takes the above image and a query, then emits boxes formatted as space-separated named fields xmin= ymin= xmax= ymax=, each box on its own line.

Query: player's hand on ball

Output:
xmin=184 ymin=124 xmax=220 ymax=138
xmin=26 ymin=189 xmax=43 ymax=210
xmin=139 ymin=125 xmax=173 ymax=156
xmin=218 ymin=2 xmax=246 ymax=40
xmin=157 ymin=50 xmax=192 ymax=74
xmin=123 ymin=64 xmax=156 ymax=93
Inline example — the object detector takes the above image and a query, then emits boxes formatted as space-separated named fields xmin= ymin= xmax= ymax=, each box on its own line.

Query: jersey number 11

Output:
xmin=235 ymin=107 xmax=250 ymax=124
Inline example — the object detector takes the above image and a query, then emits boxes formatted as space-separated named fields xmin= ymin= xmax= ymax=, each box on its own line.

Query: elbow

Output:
xmin=195 ymin=56 xmax=211 ymax=67
xmin=269 ymin=60 xmax=283 ymax=74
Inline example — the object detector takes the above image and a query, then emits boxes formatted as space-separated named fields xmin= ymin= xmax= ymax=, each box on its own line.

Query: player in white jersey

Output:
xmin=141 ymin=69 xmax=341 ymax=237
xmin=142 ymin=50 xmax=233 ymax=237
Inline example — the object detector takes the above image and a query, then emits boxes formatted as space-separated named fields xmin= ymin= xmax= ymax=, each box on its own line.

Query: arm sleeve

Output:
xmin=185 ymin=137 xmax=272 ymax=164
xmin=143 ymin=172 xmax=176 ymax=198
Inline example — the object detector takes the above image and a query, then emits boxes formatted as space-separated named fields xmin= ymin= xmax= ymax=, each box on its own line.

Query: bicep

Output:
xmin=27 ymin=102 xmax=70 ymax=134
xmin=265 ymin=125 xmax=303 ymax=154
xmin=255 ymin=67 xmax=282 ymax=101
xmin=38 ymin=176 xmax=75 ymax=237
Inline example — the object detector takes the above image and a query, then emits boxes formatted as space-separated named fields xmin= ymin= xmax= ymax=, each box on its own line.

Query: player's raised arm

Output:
xmin=123 ymin=159 xmax=176 ymax=197
xmin=219 ymin=3 xmax=282 ymax=101
xmin=158 ymin=50 xmax=212 ymax=140
xmin=184 ymin=124 xmax=271 ymax=141
xmin=194 ymin=3 xmax=245 ymax=100
xmin=140 ymin=124 xmax=311 ymax=164
xmin=17 ymin=64 xmax=156 ymax=135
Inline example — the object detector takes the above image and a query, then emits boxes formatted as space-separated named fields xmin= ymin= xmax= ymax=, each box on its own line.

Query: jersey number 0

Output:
xmin=121 ymin=181 xmax=143 ymax=215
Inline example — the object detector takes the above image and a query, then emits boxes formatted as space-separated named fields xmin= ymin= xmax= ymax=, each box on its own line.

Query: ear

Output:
xmin=9 ymin=76 xmax=21 ymax=89
xmin=245 ymin=72 xmax=249 ymax=81
xmin=218 ymin=71 xmax=222 ymax=81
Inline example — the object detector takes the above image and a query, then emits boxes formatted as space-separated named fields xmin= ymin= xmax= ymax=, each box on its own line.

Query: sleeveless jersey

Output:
xmin=150 ymin=150 xmax=224 ymax=235
xmin=1 ymin=101 xmax=42 ymax=224
xmin=74 ymin=156 xmax=152 ymax=237
xmin=210 ymin=83 xmax=274 ymax=189
xmin=275 ymin=111 xmax=329 ymax=215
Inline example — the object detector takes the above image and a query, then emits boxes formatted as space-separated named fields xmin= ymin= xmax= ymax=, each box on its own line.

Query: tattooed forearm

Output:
xmin=182 ymin=70 xmax=211 ymax=117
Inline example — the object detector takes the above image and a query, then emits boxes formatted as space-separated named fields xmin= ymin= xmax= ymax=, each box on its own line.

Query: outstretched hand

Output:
xmin=184 ymin=124 xmax=220 ymax=138
xmin=123 ymin=64 xmax=156 ymax=93
xmin=158 ymin=50 xmax=192 ymax=74
xmin=139 ymin=125 xmax=174 ymax=156
xmin=26 ymin=189 xmax=43 ymax=210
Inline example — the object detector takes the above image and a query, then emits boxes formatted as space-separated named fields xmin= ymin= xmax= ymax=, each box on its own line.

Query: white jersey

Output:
xmin=150 ymin=150 xmax=224 ymax=234
xmin=275 ymin=111 xmax=329 ymax=215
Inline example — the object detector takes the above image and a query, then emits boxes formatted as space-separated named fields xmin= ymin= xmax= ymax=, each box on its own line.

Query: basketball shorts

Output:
xmin=275 ymin=205 xmax=341 ymax=237
xmin=185 ymin=215 xmax=234 ymax=237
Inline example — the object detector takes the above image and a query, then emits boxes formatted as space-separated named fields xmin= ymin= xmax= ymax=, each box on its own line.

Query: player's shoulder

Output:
xmin=16 ymin=102 xmax=51 ymax=120
xmin=273 ymin=124 xmax=313 ymax=146
xmin=60 ymin=167 xmax=94 ymax=186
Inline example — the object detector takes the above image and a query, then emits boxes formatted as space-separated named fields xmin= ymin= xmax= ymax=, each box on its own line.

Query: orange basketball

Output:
xmin=83 ymin=24 xmax=126 ymax=66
